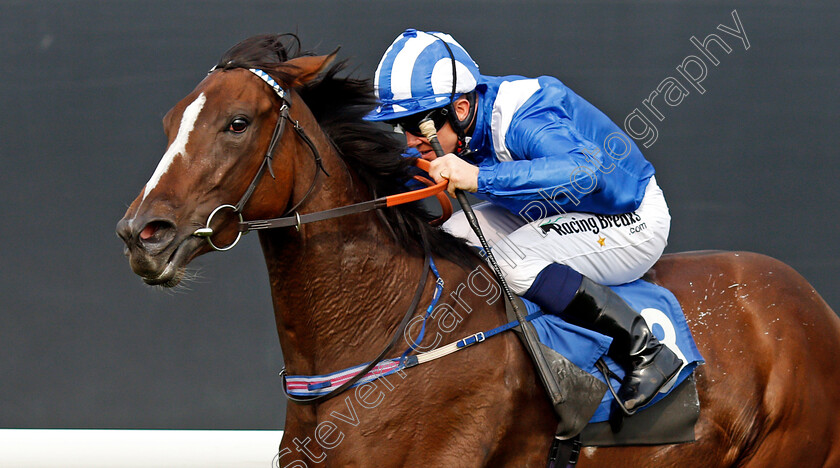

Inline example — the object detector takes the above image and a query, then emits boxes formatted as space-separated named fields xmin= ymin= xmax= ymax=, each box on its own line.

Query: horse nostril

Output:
xmin=138 ymin=220 xmax=176 ymax=244
xmin=116 ymin=217 xmax=177 ymax=253
xmin=140 ymin=222 xmax=160 ymax=241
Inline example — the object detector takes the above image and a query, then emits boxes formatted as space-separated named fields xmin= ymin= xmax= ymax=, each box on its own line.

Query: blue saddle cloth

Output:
xmin=525 ymin=278 xmax=704 ymax=423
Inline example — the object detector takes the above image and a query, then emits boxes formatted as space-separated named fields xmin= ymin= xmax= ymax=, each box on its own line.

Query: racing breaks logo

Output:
xmin=540 ymin=212 xmax=646 ymax=245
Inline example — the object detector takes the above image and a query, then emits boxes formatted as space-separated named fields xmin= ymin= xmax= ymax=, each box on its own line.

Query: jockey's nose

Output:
xmin=405 ymin=131 xmax=424 ymax=148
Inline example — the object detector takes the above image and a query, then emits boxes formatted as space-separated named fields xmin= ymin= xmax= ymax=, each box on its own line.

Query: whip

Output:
xmin=417 ymin=118 xmax=538 ymax=345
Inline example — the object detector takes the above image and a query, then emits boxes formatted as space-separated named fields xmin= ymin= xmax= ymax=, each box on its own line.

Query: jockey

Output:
xmin=368 ymin=29 xmax=682 ymax=413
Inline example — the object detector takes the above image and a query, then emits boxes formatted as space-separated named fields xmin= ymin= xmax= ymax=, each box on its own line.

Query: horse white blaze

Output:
xmin=141 ymin=93 xmax=207 ymax=202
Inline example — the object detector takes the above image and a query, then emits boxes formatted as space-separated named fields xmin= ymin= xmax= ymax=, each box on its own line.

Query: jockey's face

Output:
xmin=401 ymin=96 xmax=472 ymax=160
xmin=404 ymin=120 xmax=458 ymax=160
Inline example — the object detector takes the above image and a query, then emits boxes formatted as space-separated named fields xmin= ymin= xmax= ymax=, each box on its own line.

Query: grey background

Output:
xmin=1 ymin=1 xmax=837 ymax=429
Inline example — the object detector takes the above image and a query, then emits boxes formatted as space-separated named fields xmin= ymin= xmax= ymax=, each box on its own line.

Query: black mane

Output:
xmin=216 ymin=34 xmax=477 ymax=268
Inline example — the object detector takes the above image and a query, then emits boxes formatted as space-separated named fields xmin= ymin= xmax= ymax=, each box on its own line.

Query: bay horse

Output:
xmin=117 ymin=34 xmax=840 ymax=467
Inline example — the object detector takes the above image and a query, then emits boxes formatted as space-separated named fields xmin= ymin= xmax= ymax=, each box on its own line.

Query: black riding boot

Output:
xmin=563 ymin=277 xmax=683 ymax=413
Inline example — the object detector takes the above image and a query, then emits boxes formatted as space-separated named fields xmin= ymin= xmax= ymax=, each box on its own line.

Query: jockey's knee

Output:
xmin=496 ymin=256 xmax=551 ymax=296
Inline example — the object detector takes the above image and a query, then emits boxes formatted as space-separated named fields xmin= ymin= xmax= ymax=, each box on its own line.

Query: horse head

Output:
xmin=116 ymin=37 xmax=335 ymax=287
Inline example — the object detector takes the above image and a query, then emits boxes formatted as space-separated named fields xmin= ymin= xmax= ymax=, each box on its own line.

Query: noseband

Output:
xmin=193 ymin=67 xmax=329 ymax=251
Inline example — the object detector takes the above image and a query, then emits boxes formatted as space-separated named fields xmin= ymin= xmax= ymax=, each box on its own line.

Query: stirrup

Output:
xmin=595 ymin=357 xmax=680 ymax=417
xmin=595 ymin=358 xmax=639 ymax=417
xmin=594 ymin=358 xmax=637 ymax=433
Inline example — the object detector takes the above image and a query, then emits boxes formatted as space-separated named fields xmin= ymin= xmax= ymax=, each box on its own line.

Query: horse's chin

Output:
xmin=138 ymin=235 xmax=204 ymax=288
xmin=142 ymin=262 xmax=186 ymax=287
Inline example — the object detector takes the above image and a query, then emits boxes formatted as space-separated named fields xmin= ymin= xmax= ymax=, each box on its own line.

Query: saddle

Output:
xmin=504 ymin=292 xmax=701 ymax=466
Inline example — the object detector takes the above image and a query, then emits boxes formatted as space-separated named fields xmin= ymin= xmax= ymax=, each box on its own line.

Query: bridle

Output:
xmin=190 ymin=66 xmax=448 ymax=404
xmin=192 ymin=68 xmax=330 ymax=251
xmin=192 ymin=67 xmax=448 ymax=250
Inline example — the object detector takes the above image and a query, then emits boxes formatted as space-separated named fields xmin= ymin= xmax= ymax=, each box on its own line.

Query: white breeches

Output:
xmin=443 ymin=177 xmax=671 ymax=294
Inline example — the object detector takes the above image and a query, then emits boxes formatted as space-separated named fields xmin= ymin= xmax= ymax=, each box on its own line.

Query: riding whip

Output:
xmin=418 ymin=117 xmax=608 ymax=440
xmin=417 ymin=118 xmax=527 ymax=320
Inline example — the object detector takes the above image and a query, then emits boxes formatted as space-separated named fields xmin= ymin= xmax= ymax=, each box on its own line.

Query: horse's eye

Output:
xmin=228 ymin=118 xmax=249 ymax=133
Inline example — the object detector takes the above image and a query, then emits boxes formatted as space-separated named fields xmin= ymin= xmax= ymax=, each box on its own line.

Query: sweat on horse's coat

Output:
xmin=118 ymin=34 xmax=840 ymax=467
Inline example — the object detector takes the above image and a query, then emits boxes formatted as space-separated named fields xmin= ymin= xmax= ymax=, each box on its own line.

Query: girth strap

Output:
xmin=547 ymin=434 xmax=582 ymax=467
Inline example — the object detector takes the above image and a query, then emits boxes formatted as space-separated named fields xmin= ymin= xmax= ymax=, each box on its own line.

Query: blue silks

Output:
xmin=527 ymin=278 xmax=704 ymax=423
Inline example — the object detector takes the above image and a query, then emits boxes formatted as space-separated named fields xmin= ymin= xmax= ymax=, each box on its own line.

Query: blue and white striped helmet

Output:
xmin=368 ymin=29 xmax=480 ymax=122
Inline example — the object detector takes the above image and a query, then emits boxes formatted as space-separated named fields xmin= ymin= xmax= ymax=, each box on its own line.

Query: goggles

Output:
xmin=389 ymin=109 xmax=449 ymax=136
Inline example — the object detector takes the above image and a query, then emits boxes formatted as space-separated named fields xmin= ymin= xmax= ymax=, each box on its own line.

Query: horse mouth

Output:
xmin=140 ymin=235 xmax=203 ymax=287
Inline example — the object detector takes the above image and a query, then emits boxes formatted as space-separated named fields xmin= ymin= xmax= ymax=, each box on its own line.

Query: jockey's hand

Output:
xmin=429 ymin=154 xmax=479 ymax=197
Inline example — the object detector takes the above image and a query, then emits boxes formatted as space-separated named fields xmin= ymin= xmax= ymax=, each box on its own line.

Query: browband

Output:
xmin=247 ymin=68 xmax=287 ymax=100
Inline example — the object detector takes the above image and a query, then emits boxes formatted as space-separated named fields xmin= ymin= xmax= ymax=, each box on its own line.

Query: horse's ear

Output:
xmin=284 ymin=48 xmax=339 ymax=87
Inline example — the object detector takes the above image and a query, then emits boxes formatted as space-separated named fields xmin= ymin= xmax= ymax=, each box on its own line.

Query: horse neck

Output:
xmin=257 ymin=105 xmax=426 ymax=375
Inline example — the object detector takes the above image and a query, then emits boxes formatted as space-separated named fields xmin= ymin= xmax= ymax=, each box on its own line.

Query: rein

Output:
xmin=193 ymin=67 xmax=448 ymax=249
xmin=285 ymin=223 xmax=434 ymax=405
xmin=239 ymin=158 xmax=446 ymax=232
xmin=191 ymin=67 xmax=450 ymax=404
